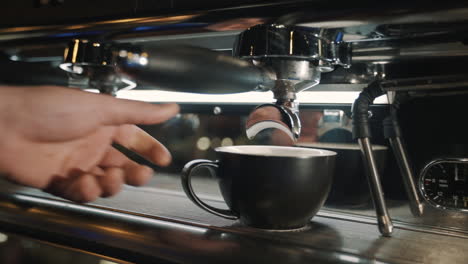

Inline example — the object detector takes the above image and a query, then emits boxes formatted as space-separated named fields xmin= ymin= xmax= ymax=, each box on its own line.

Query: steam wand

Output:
xmin=352 ymin=81 xmax=394 ymax=236
xmin=384 ymin=93 xmax=424 ymax=216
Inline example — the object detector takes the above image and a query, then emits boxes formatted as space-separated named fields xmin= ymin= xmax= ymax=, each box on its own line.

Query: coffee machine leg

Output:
xmin=358 ymin=137 xmax=394 ymax=237
xmin=388 ymin=137 xmax=424 ymax=216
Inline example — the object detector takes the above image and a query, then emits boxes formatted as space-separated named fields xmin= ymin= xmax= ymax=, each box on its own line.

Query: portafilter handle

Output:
xmin=60 ymin=40 xmax=276 ymax=94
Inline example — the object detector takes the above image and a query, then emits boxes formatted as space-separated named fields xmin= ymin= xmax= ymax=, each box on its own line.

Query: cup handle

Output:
xmin=181 ymin=159 xmax=239 ymax=220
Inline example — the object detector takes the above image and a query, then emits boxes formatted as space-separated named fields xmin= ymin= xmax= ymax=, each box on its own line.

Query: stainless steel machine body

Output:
xmin=1 ymin=0 xmax=468 ymax=262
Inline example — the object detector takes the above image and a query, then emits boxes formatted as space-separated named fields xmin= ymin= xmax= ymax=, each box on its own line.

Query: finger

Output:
xmin=124 ymin=163 xmax=153 ymax=186
xmin=90 ymin=166 xmax=105 ymax=176
xmin=44 ymin=169 xmax=82 ymax=198
xmin=99 ymin=147 xmax=154 ymax=186
xmin=44 ymin=172 xmax=102 ymax=203
xmin=44 ymin=175 xmax=71 ymax=198
xmin=100 ymin=146 xmax=131 ymax=167
xmin=97 ymin=167 xmax=125 ymax=197
xmin=57 ymin=86 xmax=179 ymax=126
xmin=64 ymin=173 xmax=102 ymax=203
xmin=113 ymin=125 xmax=172 ymax=167
xmin=94 ymin=93 xmax=180 ymax=126
xmin=17 ymin=86 xmax=177 ymax=142
xmin=46 ymin=171 xmax=102 ymax=203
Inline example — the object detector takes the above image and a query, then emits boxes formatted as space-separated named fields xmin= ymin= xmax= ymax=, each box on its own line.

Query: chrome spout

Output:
xmin=236 ymin=24 xmax=350 ymax=140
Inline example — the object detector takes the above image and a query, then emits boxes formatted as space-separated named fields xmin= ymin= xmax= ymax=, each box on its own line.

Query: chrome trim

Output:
xmin=2 ymin=5 xmax=468 ymax=44
xmin=0 ymin=192 xmax=383 ymax=264
xmin=388 ymin=137 xmax=424 ymax=217
xmin=234 ymin=24 xmax=351 ymax=69
xmin=419 ymin=158 xmax=468 ymax=213
xmin=318 ymin=210 xmax=468 ymax=239
xmin=358 ymin=137 xmax=394 ymax=236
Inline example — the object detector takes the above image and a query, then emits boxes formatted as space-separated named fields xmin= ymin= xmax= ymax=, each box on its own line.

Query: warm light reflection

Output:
xmin=63 ymin=47 xmax=69 ymax=60
xmin=71 ymin=39 xmax=80 ymax=63
xmin=64 ymin=25 xmax=88 ymax=30
xmin=0 ymin=14 xmax=198 ymax=35
xmin=93 ymin=18 xmax=144 ymax=25
xmin=94 ymin=226 xmax=134 ymax=236
xmin=0 ymin=26 xmax=47 ymax=33
xmin=0 ymin=201 xmax=21 ymax=209
xmin=139 ymin=15 xmax=199 ymax=24
xmin=91 ymin=14 xmax=197 ymax=25
xmin=12 ymin=194 xmax=207 ymax=234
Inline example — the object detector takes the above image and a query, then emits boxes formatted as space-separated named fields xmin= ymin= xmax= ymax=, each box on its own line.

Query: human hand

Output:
xmin=0 ymin=86 xmax=179 ymax=202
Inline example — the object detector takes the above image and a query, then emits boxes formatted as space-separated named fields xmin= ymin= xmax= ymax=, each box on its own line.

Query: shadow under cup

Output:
xmin=181 ymin=145 xmax=336 ymax=230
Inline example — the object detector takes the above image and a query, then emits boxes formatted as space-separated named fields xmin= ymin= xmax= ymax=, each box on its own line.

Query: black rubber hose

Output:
xmin=352 ymin=80 xmax=384 ymax=139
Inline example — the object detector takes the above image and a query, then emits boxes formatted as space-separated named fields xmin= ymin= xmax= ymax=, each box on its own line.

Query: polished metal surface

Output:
xmin=0 ymin=189 xmax=378 ymax=264
xmin=358 ymin=138 xmax=394 ymax=236
xmin=388 ymin=137 xmax=424 ymax=217
xmin=233 ymin=24 xmax=349 ymax=140
xmin=0 ymin=1 xmax=468 ymax=263
xmin=0 ymin=178 xmax=467 ymax=264
xmin=233 ymin=24 xmax=350 ymax=70
xmin=351 ymin=42 xmax=468 ymax=63
xmin=0 ymin=230 xmax=128 ymax=264
xmin=380 ymin=75 xmax=468 ymax=92
xmin=245 ymin=102 xmax=302 ymax=141
xmin=1 ymin=3 xmax=468 ymax=45
xmin=61 ymin=40 xmax=275 ymax=94
xmin=278 ymin=102 xmax=302 ymax=139
xmin=245 ymin=104 xmax=296 ymax=141
xmin=1 ymin=3 xmax=468 ymax=90
xmin=59 ymin=23 xmax=350 ymax=141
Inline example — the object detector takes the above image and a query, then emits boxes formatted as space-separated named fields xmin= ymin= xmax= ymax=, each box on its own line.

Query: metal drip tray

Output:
xmin=0 ymin=177 xmax=467 ymax=264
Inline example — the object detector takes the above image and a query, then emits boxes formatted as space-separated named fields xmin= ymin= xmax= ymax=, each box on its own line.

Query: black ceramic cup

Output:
xmin=181 ymin=145 xmax=336 ymax=230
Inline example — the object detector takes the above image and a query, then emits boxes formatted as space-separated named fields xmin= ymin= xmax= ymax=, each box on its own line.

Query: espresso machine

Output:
xmin=0 ymin=1 xmax=467 ymax=263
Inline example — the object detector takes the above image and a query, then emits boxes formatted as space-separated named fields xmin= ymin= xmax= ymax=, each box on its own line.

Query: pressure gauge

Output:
xmin=419 ymin=159 xmax=468 ymax=212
